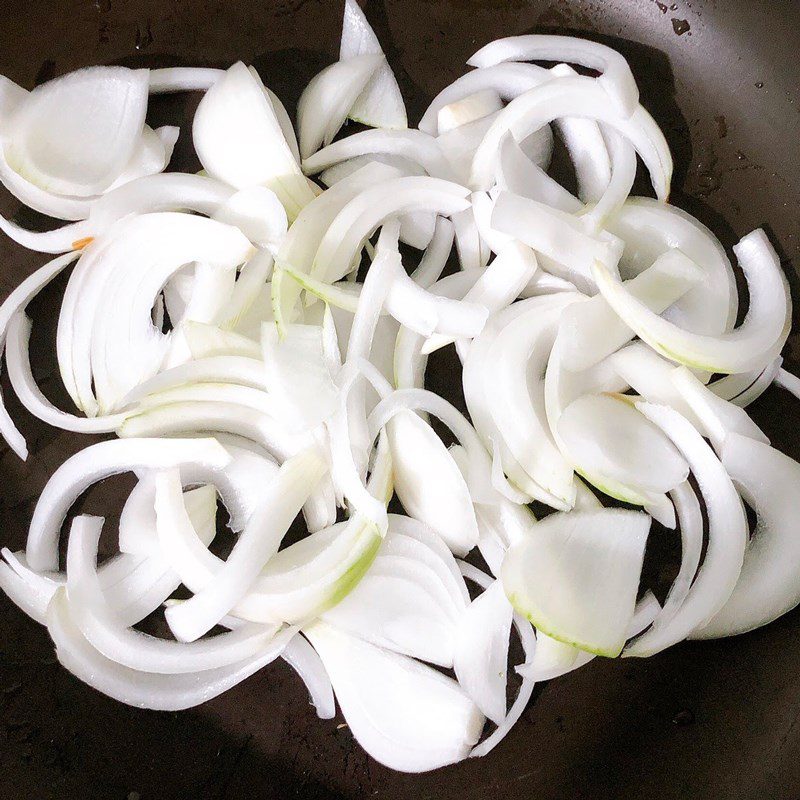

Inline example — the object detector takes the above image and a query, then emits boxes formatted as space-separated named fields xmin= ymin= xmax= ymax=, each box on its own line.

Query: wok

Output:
xmin=0 ymin=1 xmax=798 ymax=798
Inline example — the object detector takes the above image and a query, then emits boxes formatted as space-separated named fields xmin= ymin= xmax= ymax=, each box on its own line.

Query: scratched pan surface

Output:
xmin=0 ymin=1 xmax=799 ymax=798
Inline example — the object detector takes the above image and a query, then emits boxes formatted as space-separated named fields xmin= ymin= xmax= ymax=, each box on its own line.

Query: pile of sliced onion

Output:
xmin=0 ymin=3 xmax=797 ymax=774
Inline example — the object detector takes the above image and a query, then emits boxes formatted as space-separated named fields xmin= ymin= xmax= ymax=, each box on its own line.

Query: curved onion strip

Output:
xmin=57 ymin=213 xmax=253 ymax=416
xmin=422 ymin=240 xmax=538 ymax=354
xmin=297 ymin=54 xmax=384 ymax=159
xmin=580 ymin=129 xmax=637 ymax=232
xmin=155 ymin=435 xmax=392 ymax=625
xmin=65 ymin=515 xmax=283 ymax=673
xmin=164 ymin=448 xmax=326 ymax=642
xmin=559 ymin=249 xmax=702 ymax=371
xmin=467 ymin=34 xmax=639 ymax=117
xmin=410 ymin=216 xmax=454 ymax=288
xmin=47 ymin=587 xmax=295 ymax=711
xmin=593 ymin=229 xmax=790 ymax=374
xmin=302 ymin=129 xmax=456 ymax=181
xmin=470 ymin=76 xmax=671 ymax=197
xmin=280 ymin=634 xmax=336 ymax=719
xmin=496 ymin=132 xmax=582 ymax=212
xmin=367 ymin=387 xmax=498 ymax=506
xmin=0 ymin=250 xmax=79 ymax=459
xmin=6 ymin=66 xmax=150 ymax=197
xmin=419 ymin=62 xmax=550 ymax=136
xmin=491 ymin=190 xmax=623 ymax=293
xmin=692 ymin=435 xmax=800 ymax=639
xmin=387 ymin=409 xmax=479 ymax=556
xmin=120 ymin=356 xmax=266 ymax=407
xmin=340 ymin=0 xmax=407 ymax=129
xmin=519 ymin=590 xmax=661 ymax=683
xmin=6 ymin=313 xmax=127 ymax=432
xmin=469 ymin=294 xmax=582 ymax=508
xmin=457 ymin=561 xmax=537 ymax=759
xmin=26 ymin=437 xmax=231 ymax=572
xmin=625 ymin=403 xmax=748 ymax=657
xmin=453 ymin=579 xmax=513 ymax=724
xmin=192 ymin=62 xmax=314 ymax=219
xmin=607 ymin=197 xmax=737 ymax=335
xmin=306 ymin=620 xmax=483 ymax=772
xmin=652 ymin=481 xmax=703 ymax=632
xmin=149 ymin=67 xmax=223 ymax=93
xmin=670 ymin=366 xmax=768 ymax=453
xmin=312 ymin=176 xmax=469 ymax=284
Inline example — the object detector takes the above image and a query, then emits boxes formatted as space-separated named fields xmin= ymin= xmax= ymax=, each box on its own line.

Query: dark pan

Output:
xmin=0 ymin=1 xmax=798 ymax=798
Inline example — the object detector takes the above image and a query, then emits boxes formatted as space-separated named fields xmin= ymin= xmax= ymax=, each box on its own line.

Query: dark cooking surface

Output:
xmin=1 ymin=1 xmax=799 ymax=798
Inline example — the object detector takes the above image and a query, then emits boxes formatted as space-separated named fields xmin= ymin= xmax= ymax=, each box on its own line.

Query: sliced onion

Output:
xmin=470 ymin=75 xmax=671 ymax=198
xmin=47 ymin=587 xmax=295 ymax=711
xmin=387 ymin=409 xmax=479 ymax=556
xmin=26 ymin=437 xmax=231 ymax=572
xmin=691 ymin=435 xmax=800 ymax=639
xmin=298 ymin=54 xmax=384 ymax=159
xmin=5 ymin=66 xmax=149 ymax=197
xmin=193 ymin=62 xmax=314 ymax=219
xmin=453 ymin=579 xmax=513 ymax=724
xmin=467 ymin=34 xmax=639 ymax=117
xmin=625 ymin=403 xmax=748 ymax=656
xmin=305 ymin=621 xmax=484 ymax=772
xmin=340 ymin=0 xmax=407 ymax=129
xmin=502 ymin=508 xmax=650 ymax=657
xmin=302 ymin=129 xmax=456 ymax=182
xmin=593 ymin=229 xmax=790 ymax=373
xmin=163 ymin=448 xmax=326 ymax=642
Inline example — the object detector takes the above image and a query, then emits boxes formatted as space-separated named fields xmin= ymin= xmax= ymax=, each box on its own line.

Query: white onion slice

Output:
xmin=387 ymin=409 xmax=479 ymax=557
xmin=557 ymin=393 xmax=688 ymax=506
xmin=302 ymin=129 xmax=456 ymax=182
xmin=453 ymin=579 xmax=513 ymax=724
xmin=297 ymin=54 xmax=384 ymax=159
xmin=26 ymin=437 xmax=231 ymax=572
xmin=164 ymin=448 xmax=326 ymax=642
xmin=321 ymin=544 xmax=460 ymax=667
xmin=625 ymin=403 xmax=748 ymax=656
xmin=192 ymin=62 xmax=314 ymax=219
xmin=422 ymin=240 xmax=538 ymax=354
xmin=47 ymin=587 xmax=294 ymax=711
xmin=692 ymin=435 xmax=800 ymax=639
xmin=502 ymin=509 xmax=650 ymax=656
xmin=467 ymin=34 xmax=639 ymax=117
xmin=149 ymin=67 xmax=223 ymax=93
xmin=419 ymin=62 xmax=549 ymax=136
xmin=0 ymin=250 xmax=79 ymax=459
xmin=491 ymin=190 xmax=623 ymax=293
xmin=305 ymin=621 xmax=484 ymax=772
xmin=280 ymin=634 xmax=335 ymax=719
xmin=496 ymin=132 xmax=582 ymax=212
xmin=470 ymin=76 xmax=671 ymax=198
xmin=438 ymin=89 xmax=504 ymax=134
xmin=65 ymin=515 xmax=282 ymax=673
xmin=593 ymin=229 xmax=790 ymax=373
xmin=311 ymin=176 xmax=469 ymax=284
xmin=5 ymin=66 xmax=149 ymax=197
xmin=558 ymin=248 xmax=702 ymax=371
xmin=670 ymin=366 xmax=768 ymax=453
xmin=340 ymin=0 xmax=407 ymax=129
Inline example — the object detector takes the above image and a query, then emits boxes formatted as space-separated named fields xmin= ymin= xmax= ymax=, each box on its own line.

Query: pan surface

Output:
xmin=0 ymin=1 xmax=798 ymax=798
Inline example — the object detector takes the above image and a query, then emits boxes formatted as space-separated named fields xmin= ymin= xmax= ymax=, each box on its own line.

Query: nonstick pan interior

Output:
xmin=0 ymin=2 xmax=798 ymax=798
